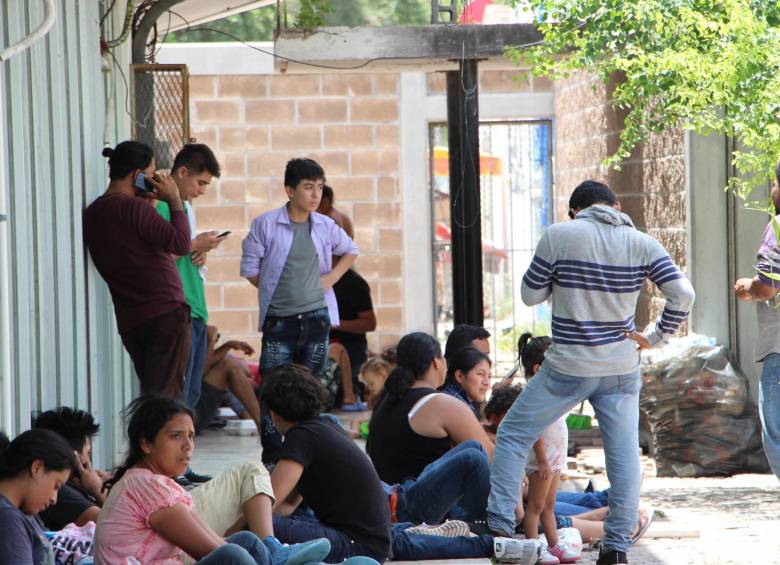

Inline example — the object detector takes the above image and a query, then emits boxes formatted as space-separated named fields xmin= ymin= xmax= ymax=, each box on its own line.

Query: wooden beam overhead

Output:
xmin=274 ymin=24 xmax=543 ymax=73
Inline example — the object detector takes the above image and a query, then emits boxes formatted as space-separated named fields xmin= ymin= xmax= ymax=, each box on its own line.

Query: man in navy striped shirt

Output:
xmin=487 ymin=181 xmax=695 ymax=565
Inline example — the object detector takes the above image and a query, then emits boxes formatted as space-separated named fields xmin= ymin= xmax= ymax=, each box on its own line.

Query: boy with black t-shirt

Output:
xmin=330 ymin=260 xmax=376 ymax=410
xmin=262 ymin=364 xmax=391 ymax=564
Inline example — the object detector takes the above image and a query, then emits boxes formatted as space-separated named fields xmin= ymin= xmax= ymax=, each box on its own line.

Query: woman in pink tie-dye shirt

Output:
xmin=93 ymin=396 xmax=330 ymax=565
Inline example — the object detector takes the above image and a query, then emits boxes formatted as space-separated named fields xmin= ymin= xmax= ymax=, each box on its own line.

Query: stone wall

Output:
xmin=187 ymin=73 xmax=403 ymax=353
xmin=554 ymin=71 xmax=688 ymax=330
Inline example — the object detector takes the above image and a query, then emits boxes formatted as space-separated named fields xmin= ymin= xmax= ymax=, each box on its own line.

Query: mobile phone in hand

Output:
xmin=133 ymin=171 xmax=155 ymax=194
xmin=217 ymin=230 xmax=231 ymax=238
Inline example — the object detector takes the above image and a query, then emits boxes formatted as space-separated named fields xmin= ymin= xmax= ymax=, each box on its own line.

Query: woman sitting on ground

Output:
xmin=93 ymin=395 xmax=330 ymax=565
xmin=366 ymin=332 xmax=494 ymax=485
xmin=439 ymin=346 xmax=492 ymax=419
xmin=0 ymin=429 xmax=75 ymax=564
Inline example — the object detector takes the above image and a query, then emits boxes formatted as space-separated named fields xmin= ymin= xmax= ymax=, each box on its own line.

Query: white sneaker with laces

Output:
xmin=494 ymin=537 xmax=542 ymax=564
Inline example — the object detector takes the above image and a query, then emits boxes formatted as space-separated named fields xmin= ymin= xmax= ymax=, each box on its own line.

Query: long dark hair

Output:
xmin=443 ymin=346 xmax=492 ymax=388
xmin=106 ymin=395 xmax=194 ymax=490
xmin=102 ymin=140 xmax=154 ymax=180
xmin=0 ymin=429 xmax=76 ymax=480
xmin=383 ymin=332 xmax=442 ymax=400
xmin=518 ymin=332 xmax=552 ymax=377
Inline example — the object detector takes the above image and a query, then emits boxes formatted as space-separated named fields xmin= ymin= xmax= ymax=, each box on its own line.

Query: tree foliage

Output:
xmin=508 ymin=0 xmax=780 ymax=204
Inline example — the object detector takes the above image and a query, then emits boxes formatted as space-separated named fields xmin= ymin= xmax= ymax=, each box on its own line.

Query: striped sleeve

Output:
xmin=644 ymin=250 xmax=695 ymax=346
xmin=521 ymin=230 xmax=554 ymax=306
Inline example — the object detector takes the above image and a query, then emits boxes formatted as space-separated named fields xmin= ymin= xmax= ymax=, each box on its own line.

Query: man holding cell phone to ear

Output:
xmin=85 ymin=141 xmax=193 ymax=398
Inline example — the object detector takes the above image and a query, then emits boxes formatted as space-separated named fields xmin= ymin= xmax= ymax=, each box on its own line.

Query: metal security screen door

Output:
xmin=431 ymin=120 xmax=553 ymax=373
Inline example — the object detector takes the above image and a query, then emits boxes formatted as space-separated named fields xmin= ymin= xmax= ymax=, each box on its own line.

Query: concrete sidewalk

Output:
xmin=191 ymin=427 xmax=780 ymax=564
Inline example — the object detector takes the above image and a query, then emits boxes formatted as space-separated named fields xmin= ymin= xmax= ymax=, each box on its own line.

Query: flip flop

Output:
xmin=341 ymin=401 xmax=368 ymax=412
xmin=630 ymin=504 xmax=654 ymax=545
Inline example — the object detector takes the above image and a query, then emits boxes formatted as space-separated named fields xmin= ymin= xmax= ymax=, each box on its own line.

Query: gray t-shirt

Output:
xmin=268 ymin=219 xmax=326 ymax=317
xmin=0 ymin=494 xmax=52 ymax=565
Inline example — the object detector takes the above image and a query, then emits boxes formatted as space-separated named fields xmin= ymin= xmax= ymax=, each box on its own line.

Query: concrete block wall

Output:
xmin=554 ymin=71 xmax=688 ymax=330
xmin=188 ymin=73 xmax=403 ymax=354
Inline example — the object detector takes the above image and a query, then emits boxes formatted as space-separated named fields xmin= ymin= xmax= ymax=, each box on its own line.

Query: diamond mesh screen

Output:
xmin=131 ymin=64 xmax=190 ymax=171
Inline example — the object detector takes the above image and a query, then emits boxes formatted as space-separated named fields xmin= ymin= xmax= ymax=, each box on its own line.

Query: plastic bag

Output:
xmin=640 ymin=338 xmax=769 ymax=477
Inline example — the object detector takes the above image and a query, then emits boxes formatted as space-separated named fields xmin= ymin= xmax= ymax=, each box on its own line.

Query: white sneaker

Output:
xmin=538 ymin=546 xmax=561 ymax=565
xmin=494 ymin=537 xmax=542 ymax=564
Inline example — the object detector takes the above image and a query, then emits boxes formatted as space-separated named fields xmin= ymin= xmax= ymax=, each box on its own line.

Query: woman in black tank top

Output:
xmin=366 ymin=332 xmax=452 ymax=484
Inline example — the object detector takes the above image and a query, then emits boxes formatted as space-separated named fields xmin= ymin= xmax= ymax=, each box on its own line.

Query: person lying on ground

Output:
xmin=93 ymin=395 xmax=330 ymax=565
xmin=0 ymin=429 xmax=75 ymax=564
xmin=366 ymin=332 xmax=494 ymax=485
xmin=439 ymin=346 xmax=492 ymax=419
xmin=262 ymin=364 xmax=392 ymax=564
xmin=194 ymin=325 xmax=262 ymax=434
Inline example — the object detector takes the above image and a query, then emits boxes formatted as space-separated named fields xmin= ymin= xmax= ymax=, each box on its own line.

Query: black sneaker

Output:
xmin=596 ymin=549 xmax=628 ymax=564
xmin=183 ymin=469 xmax=212 ymax=483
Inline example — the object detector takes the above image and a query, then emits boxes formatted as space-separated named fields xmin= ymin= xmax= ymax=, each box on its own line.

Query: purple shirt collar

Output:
xmin=240 ymin=204 xmax=359 ymax=329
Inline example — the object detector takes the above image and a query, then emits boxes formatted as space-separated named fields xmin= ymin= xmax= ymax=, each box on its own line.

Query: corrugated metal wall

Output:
xmin=0 ymin=1 xmax=137 ymax=467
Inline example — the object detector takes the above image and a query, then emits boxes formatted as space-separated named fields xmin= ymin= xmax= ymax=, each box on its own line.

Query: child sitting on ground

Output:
xmin=518 ymin=333 xmax=580 ymax=565
xmin=483 ymin=384 xmax=523 ymax=442
xmin=359 ymin=358 xmax=390 ymax=409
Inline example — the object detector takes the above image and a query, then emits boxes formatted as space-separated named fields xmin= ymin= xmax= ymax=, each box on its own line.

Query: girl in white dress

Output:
xmin=519 ymin=333 xmax=579 ymax=565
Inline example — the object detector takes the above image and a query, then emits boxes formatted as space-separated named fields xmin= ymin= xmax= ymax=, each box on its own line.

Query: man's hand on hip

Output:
xmin=734 ymin=278 xmax=753 ymax=301
xmin=625 ymin=331 xmax=652 ymax=350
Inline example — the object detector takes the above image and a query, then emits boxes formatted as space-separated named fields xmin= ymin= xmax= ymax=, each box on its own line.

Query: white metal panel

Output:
xmin=0 ymin=0 xmax=137 ymax=468
xmin=4 ymin=0 xmax=37 ymax=432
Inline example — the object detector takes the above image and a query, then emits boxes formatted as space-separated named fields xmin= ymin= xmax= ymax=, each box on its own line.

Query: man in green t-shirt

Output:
xmin=157 ymin=144 xmax=225 ymax=415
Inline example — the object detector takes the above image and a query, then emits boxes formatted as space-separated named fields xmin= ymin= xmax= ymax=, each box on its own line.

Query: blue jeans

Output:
xmin=488 ymin=364 xmax=642 ymax=553
xmin=260 ymin=307 xmax=331 ymax=376
xmin=759 ymin=354 xmax=780 ymax=479
xmin=272 ymin=515 xmax=386 ymax=563
xmin=196 ymin=531 xmax=271 ymax=564
xmin=259 ymin=307 xmax=330 ymax=462
xmin=396 ymin=440 xmax=490 ymax=523
xmin=554 ymin=489 xmax=610 ymax=516
xmin=184 ymin=317 xmax=208 ymax=409
xmin=391 ymin=523 xmax=493 ymax=560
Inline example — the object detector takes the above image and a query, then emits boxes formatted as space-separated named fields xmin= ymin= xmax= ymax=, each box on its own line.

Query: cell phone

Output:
xmin=133 ymin=171 xmax=155 ymax=194
xmin=217 ymin=230 xmax=231 ymax=238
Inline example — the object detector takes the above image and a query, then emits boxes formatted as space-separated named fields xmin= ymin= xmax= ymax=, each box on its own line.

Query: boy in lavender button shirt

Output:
xmin=241 ymin=158 xmax=358 ymax=462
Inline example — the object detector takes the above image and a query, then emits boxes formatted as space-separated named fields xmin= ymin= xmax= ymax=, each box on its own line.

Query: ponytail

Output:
xmin=382 ymin=332 xmax=442 ymax=399
xmin=0 ymin=429 xmax=75 ymax=480
xmin=517 ymin=332 xmax=551 ymax=377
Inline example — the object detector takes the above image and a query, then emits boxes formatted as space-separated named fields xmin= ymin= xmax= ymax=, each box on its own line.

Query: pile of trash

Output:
xmin=640 ymin=335 xmax=769 ymax=477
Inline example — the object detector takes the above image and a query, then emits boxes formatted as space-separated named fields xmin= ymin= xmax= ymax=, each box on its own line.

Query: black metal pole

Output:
xmin=446 ymin=60 xmax=483 ymax=326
